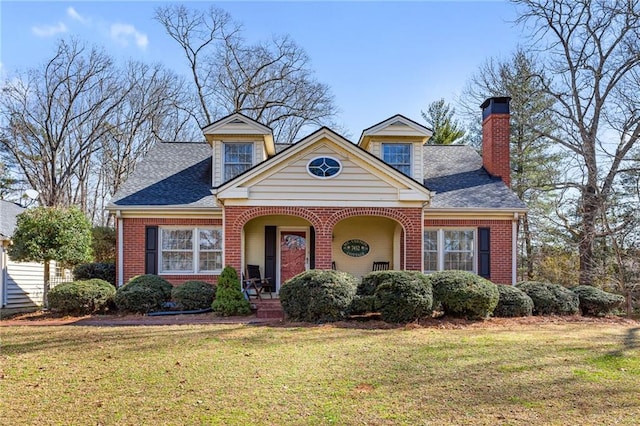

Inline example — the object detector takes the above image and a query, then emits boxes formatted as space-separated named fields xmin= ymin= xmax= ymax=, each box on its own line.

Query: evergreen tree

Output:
xmin=211 ymin=266 xmax=251 ymax=316
xmin=421 ymin=99 xmax=466 ymax=145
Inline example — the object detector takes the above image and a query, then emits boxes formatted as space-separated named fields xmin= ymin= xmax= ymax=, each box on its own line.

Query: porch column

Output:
xmin=314 ymin=228 xmax=333 ymax=270
xmin=224 ymin=210 xmax=243 ymax=277
xmin=404 ymin=208 xmax=424 ymax=271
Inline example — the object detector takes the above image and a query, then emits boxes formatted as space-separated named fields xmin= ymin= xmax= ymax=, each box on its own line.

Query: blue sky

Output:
xmin=1 ymin=1 xmax=524 ymax=139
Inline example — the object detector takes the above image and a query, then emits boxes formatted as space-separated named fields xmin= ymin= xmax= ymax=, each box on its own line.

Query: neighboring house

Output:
xmin=0 ymin=200 xmax=45 ymax=312
xmin=108 ymin=97 xmax=526 ymax=290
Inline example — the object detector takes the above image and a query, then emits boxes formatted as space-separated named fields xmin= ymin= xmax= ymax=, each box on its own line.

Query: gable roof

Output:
xmin=215 ymin=126 xmax=433 ymax=204
xmin=108 ymin=142 xmax=218 ymax=210
xmin=0 ymin=200 xmax=25 ymax=240
xmin=202 ymin=112 xmax=275 ymax=156
xmin=358 ymin=114 xmax=432 ymax=149
xmin=423 ymin=145 xmax=527 ymax=211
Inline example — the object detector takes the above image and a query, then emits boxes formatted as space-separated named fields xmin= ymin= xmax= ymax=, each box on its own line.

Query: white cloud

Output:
xmin=110 ymin=23 xmax=148 ymax=50
xmin=32 ymin=22 xmax=68 ymax=37
xmin=67 ymin=7 xmax=88 ymax=24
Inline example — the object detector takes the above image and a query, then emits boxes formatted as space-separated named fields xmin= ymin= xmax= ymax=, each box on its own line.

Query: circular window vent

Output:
xmin=307 ymin=156 xmax=342 ymax=178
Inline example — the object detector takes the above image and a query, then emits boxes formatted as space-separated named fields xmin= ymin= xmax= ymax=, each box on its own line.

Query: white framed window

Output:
xmin=160 ymin=227 xmax=222 ymax=274
xmin=423 ymin=229 xmax=476 ymax=273
xmin=307 ymin=156 xmax=342 ymax=179
xmin=382 ymin=143 xmax=411 ymax=176
xmin=224 ymin=142 xmax=253 ymax=181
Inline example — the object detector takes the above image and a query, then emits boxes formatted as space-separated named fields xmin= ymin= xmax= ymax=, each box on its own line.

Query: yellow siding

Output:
xmin=332 ymin=216 xmax=397 ymax=280
xmin=243 ymin=215 xmax=310 ymax=273
xmin=246 ymin=143 xmax=406 ymax=202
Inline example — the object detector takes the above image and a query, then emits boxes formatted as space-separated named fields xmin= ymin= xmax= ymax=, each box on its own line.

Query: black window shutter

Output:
xmin=145 ymin=226 xmax=158 ymax=275
xmin=478 ymin=227 xmax=490 ymax=278
xmin=264 ymin=226 xmax=277 ymax=281
xmin=309 ymin=226 xmax=315 ymax=269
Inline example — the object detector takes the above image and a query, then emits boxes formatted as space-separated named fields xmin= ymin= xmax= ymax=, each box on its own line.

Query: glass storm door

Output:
xmin=280 ymin=230 xmax=307 ymax=285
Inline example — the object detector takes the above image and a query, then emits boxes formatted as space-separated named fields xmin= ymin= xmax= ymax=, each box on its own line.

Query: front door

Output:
xmin=279 ymin=229 xmax=308 ymax=287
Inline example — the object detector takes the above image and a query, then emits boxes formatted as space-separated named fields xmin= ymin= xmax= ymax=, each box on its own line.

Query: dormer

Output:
xmin=202 ymin=113 xmax=275 ymax=187
xmin=358 ymin=115 xmax=432 ymax=179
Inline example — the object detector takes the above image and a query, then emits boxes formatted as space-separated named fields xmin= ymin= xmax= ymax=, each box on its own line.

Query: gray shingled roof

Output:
xmin=109 ymin=142 xmax=217 ymax=208
xmin=109 ymin=140 xmax=526 ymax=212
xmin=0 ymin=200 xmax=25 ymax=239
xmin=423 ymin=145 xmax=526 ymax=210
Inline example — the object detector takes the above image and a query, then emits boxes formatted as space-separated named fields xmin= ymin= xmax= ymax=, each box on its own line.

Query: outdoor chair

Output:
xmin=245 ymin=264 xmax=274 ymax=299
xmin=372 ymin=261 xmax=390 ymax=271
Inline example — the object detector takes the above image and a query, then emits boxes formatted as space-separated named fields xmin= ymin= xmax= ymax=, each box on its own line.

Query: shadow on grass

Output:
xmin=609 ymin=327 xmax=640 ymax=357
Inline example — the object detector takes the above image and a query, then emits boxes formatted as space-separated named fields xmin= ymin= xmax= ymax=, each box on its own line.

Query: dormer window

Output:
xmin=224 ymin=142 xmax=253 ymax=181
xmin=382 ymin=143 xmax=411 ymax=176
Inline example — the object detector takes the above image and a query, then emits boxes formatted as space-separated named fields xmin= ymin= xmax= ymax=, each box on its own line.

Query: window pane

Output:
xmin=200 ymin=229 xmax=222 ymax=250
xmin=199 ymin=252 xmax=222 ymax=272
xmin=444 ymin=251 xmax=474 ymax=271
xmin=161 ymin=252 xmax=193 ymax=272
xmin=443 ymin=230 xmax=474 ymax=272
xmin=161 ymin=230 xmax=193 ymax=250
xmin=224 ymin=143 xmax=253 ymax=180
xmin=423 ymin=230 xmax=438 ymax=272
xmin=382 ymin=143 xmax=411 ymax=175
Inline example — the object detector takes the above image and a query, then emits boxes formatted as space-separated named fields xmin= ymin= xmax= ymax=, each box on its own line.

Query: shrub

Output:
xmin=280 ymin=269 xmax=357 ymax=322
xmin=493 ymin=285 xmax=534 ymax=317
xmin=358 ymin=271 xmax=403 ymax=296
xmin=73 ymin=262 xmax=116 ymax=286
xmin=211 ymin=266 xmax=251 ymax=316
xmin=348 ymin=295 xmax=376 ymax=315
xmin=571 ymin=285 xmax=625 ymax=316
xmin=515 ymin=281 xmax=579 ymax=316
xmin=48 ymin=279 xmax=115 ymax=315
xmin=430 ymin=270 xmax=499 ymax=319
xmin=373 ymin=271 xmax=433 ymax=323
xmin=172 ymin=280 xmax=216 ymax=311
xmin=114 ymin=274 xmax=173 ymax=313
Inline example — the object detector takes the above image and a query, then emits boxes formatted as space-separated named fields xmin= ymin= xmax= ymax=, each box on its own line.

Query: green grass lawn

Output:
xmin=1 ymin=321 xmax=639 ymax=425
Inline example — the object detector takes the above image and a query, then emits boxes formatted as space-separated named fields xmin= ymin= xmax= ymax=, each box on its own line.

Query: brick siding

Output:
xmin=424 ymin=218 xmax=513 ymax=284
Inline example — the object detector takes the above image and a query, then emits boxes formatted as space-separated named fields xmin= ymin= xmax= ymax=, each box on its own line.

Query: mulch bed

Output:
xmin=2 ymin=310 xmax=638 ymax=328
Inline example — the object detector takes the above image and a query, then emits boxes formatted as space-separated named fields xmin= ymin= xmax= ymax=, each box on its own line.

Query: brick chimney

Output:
xmin=481 ymin=97 xmax=511 ymax=187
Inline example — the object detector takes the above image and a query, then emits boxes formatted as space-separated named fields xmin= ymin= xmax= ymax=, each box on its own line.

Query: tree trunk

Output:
xmin=579 ymin=187 xmax=598 ymax=285
xmin=522 ymin=215 xmax=534 ymax=280
xmin=43 ymin=260 xmax=50 ymax=309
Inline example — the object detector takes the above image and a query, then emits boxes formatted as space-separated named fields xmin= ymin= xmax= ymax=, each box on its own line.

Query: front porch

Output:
xmin=239 ymin=213 xmax=409 ymax=291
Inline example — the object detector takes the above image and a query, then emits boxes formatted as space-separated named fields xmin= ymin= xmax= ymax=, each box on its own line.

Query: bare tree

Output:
xmin=94 ymin=61 xmax=200 ymax=224
xmin=0 ymin=39 xmax=125 ymax=208
xmin=0 ymin=39 xmax=198 ymax=223
xmin=155 ymin=4 xmax=337 ymax=143
xmin=514 ymin=0 xmax=640 ymax=285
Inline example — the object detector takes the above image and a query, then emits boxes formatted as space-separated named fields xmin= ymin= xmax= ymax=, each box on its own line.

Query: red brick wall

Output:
xmin=424 ymin=218 xmax=514 ymax=284
xmin=119 ymin=217 xmax=222 ymax=286
xmin=482 ymin=113 xmax=511 ymax=188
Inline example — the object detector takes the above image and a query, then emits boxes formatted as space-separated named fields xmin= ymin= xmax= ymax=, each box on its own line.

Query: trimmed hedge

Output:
xmin=430 ymin=270 xmax=499 ymax=319
xmin=358 ymin=271 xmax=403 ymax=296
xmin=73 ymin=262 xmax=116 ymax=286
xmin=571 ymin=285 xmax=625 ymax=316
xmin=172 ymin=280 xmax=216 ymax=311
xmin=372 ymin=271 xmax=433 ymax=323
xmin=493 ymin=285 xmax=534 ymax=317
xmin=515 ymin=281 xmax=579 ymax=316
xmin=48 ymin=279 xmax=115 ymax=315
xmin=114 ymin=274 xmax=173 ymax=313
xmin=348 ymin=295 xmax=376 ymax=315
xmin=280 ymin=269 xmax=357 ymax=322
xmin=211 ymin=266 xmax=251 ymax=316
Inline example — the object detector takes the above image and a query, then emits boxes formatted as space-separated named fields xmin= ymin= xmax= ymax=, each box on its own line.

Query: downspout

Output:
xmin=117 ymin=211 xmax=124 ymax=287
xmin=512 ymin=212 xmax=518 ymax=285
